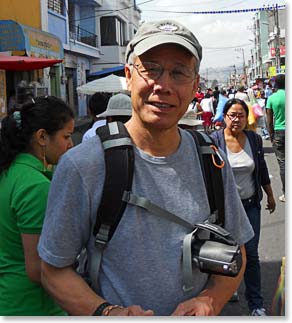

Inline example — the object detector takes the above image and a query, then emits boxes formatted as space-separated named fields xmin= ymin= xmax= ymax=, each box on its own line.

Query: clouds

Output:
xmin=138 ymin=0 xmax=286 ymax=68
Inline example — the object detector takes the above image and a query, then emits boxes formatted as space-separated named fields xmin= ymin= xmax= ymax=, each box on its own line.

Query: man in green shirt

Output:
xmin=266 ymin=74 xmax=285 ymax=202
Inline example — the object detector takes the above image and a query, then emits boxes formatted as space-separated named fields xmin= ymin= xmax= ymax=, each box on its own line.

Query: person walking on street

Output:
xmin=38 ymin=20 xmax=253 ymax=316
xmin=235 ymin=85 xmax=249 ymax=102
xmin=97 ymin=92 xmax=132 ymax=124
xmin=0 ymin=96 xmax=74 ymax=315
xmin=195 ymin=86 xmax=204 ymax=103
xmin=200 ymin=93 xmax=214 ymax=133
xmin=266 ymin=74 xmax=285 ymax=202
xmin=82 ymin=92 xmax=110 ymax=142
xmin=211 ymin=98 xmax=276 ymax=316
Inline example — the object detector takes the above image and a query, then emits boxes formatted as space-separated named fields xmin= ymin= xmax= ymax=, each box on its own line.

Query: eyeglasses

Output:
xmin=132 ymin=62 xmax=196 ymax=84
xmin=226 ymin=113 xmax=246 ymax=121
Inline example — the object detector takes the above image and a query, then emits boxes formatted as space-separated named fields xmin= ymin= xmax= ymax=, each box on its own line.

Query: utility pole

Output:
xmin=235 ymin=48 xmax=246 ymax=85
xmin=273 ymin=4 xmax=281 ymax=74
xmin=206 ymin=68 xmax=208 ymax=88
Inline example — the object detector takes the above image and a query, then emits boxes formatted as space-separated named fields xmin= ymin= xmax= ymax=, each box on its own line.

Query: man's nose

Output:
xmin=152 ymin=69 xmax=173 ymax=90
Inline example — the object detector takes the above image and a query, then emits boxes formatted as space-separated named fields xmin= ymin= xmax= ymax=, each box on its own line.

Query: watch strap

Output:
xmin=92 ymin=302 xmax=111 ymax=316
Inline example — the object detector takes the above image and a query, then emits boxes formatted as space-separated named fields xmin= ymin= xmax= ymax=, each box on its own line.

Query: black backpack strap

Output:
xmin=94 ymin=121 xmax=134 ymax=245
xmin=187 ymin=130 xmax=225 ymax=226
xmin=88 ymin=122 xmax=134 ymax=292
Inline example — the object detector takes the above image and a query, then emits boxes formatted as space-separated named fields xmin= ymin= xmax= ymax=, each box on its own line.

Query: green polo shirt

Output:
xmin=266 ymin=89 xmax=285 ymax=130
xmin=0 ymin=153 xmax=66 ymax=315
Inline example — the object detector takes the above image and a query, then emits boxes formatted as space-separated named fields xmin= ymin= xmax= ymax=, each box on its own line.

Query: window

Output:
xmin=101 ymin=16 xmax=127 ymax=46
xmin=48 ymin=0 xmax=64 ymax=15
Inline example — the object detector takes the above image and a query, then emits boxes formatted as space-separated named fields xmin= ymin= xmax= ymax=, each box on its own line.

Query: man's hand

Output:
xmin=266 ymin=195 xmax=276 ymax=213
xmin=107 ymin=305 xmax=154 ymax=316
xmin=171 ymin=296 xmax=215 ymax=316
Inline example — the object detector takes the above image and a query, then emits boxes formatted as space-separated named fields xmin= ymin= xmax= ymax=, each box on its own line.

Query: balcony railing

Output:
xmin=69 ymin=23 xmax=98 ymax=48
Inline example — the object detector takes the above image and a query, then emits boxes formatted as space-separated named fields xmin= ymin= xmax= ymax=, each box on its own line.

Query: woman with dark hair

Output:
xmin=211 ymin=98 xmax=276 ymax=316
xmin=0 ymin=96 xmax=74 ymax=315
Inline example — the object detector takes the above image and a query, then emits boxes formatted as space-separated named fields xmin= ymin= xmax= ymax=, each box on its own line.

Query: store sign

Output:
xmin=269 ymin=65 xmax=285 ymax=77
xmin=23 ymin=26 xmax=63 ymax=59
xmin=270 ymin=46 xmax=286 ymax=57
xmin=0 ymin=20 xmax=63 ymax=59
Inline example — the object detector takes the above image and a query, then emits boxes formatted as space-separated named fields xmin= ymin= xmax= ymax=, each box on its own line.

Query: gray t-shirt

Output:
xmin=38 ymin=129 xmax=253 ymax=315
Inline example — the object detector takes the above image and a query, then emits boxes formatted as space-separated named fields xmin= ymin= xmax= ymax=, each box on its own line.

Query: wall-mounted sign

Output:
xmin=270 ymin=46 xmax=286 ymax=57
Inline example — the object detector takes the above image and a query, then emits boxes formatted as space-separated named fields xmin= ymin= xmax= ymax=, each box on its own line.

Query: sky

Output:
xmin=136 ymin=0 xmax=287 ymax=70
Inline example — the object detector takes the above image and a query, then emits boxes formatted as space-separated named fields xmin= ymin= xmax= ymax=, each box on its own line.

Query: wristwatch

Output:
xmin=92 ymin=302 xmax=111 ymax=316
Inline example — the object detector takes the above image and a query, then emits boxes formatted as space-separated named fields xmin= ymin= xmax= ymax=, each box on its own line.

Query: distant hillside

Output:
xmin=200 ymin=65 xmax=244 ymax=86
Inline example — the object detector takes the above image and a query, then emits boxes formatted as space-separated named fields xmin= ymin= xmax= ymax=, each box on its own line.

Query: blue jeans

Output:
xmin=241 ymin=196 xmax=263 ymax=311
xmin=273 ymin=130 xmax=285 ymax=194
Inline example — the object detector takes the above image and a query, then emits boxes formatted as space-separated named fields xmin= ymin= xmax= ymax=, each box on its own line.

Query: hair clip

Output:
xmin=13 ymin=111 xmax=22 ymax=129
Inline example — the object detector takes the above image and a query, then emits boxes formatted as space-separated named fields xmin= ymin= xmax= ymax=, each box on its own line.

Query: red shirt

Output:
xmin=195 ymin=92 xmax=204 ymax=103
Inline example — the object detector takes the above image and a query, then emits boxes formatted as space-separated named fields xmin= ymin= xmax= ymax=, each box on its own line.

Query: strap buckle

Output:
xmin=95 ymin=224 xmax=111 ymax=246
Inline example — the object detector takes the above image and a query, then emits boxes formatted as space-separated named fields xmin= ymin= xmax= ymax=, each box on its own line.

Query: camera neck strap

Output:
xmin=122 ymin=191 xmax=215 ymax=292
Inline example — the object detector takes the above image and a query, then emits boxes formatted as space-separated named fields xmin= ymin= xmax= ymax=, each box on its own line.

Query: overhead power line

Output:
xmin=71 ymin=3 xmax=285 ymax=23
xmin=141 ymin=4 xmax=285 ymax=15
xmin=204 ymin=43 xmax=252 ymax=51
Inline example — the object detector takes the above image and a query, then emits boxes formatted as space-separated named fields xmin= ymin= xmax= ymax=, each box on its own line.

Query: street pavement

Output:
xmin=72 ymin=125 xmax=286 ymax=317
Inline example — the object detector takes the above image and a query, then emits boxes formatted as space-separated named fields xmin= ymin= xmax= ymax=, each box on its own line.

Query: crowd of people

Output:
xmin=190 ymin=82 xmax=280 ymax=138
xmin=0 ymin=18 xmax=285 ymax=317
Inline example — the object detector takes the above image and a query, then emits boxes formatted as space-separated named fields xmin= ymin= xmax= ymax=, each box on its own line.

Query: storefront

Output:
xmin=0 ymin=20 xmax=63 ymax=118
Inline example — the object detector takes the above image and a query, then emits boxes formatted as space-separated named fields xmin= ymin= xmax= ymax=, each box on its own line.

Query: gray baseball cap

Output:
xmin=98 ymin=93 xmax=132 ymax=117
xmin=125 ymin=20 xmax=202 ymax=67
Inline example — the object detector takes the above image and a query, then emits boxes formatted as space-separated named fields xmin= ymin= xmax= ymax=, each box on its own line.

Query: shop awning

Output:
xmin=0 ymin=55 xmax=63 ymax=71
xmin=77 ymin=74 xmax=127 ymax=95
xmin=0 ymin=20 xmax=64 ymax=59
xmin=88 ymin=65 xmax=125 ymax=80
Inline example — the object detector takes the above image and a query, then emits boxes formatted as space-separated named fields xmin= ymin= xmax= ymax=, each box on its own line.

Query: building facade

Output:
xmin=0 ymin=0 xmax=141 ymax=117
xmin=247 ymin=5 xmax=285 ymax=86
xmin=0 ymin=0 xmax=64 ymax=118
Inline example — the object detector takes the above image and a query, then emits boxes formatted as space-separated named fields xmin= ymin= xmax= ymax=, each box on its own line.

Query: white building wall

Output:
xmin=92 ymin=0 xmax=141 ymax=71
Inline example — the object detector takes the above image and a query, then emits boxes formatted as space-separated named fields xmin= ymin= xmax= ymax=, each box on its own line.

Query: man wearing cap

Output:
xmin=99 ymin=93 xmax=132 ymax=123
xmin=38 ymin=20 xmax=253 ymax=316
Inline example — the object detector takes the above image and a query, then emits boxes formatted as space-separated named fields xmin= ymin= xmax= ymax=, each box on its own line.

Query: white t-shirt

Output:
xmin=82 ymin=119 xmax=106 ymax=142
xmin=200 ymin=98 xmax=214 ymax=114
xmin=226 ymin=139 xmax=255 ymax=199
xmin=235 ymin=91 xmax=249 ymax=102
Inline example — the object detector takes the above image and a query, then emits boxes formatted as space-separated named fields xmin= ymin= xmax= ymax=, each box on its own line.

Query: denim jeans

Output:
xmin=273 ymin=130 xmax=285 ymax=194
xmin=241 ymin=196 xmax=263 ymax=311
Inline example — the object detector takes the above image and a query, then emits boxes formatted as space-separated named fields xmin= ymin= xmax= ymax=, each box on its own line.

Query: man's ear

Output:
xmin=194 ymin=74 xmax=200 ymax=90
xmin=35 ymin=129 xmax=47 ymax=146
xmin=125 ymin=64 xmax=133 ymax=92
xmin=193 ymin=74 xmax=200 ymax=96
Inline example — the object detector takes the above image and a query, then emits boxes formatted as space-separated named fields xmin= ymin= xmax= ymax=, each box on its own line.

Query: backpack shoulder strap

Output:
xmin=89 ymin=121 xmax=134 ymax=292
xmin=186 ymin=130 xmax=225 ymax=226
xmin=94 ymin=121 xmax=135 ymax=244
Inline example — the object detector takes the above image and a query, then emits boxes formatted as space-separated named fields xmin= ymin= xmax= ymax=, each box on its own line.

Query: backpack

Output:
xmin=77 ymin=121 xmax=226 ymax=292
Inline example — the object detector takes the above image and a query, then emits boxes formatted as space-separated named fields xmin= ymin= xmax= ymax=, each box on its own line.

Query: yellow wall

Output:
xmin=0 ymin=0 xmax=41 ymax=28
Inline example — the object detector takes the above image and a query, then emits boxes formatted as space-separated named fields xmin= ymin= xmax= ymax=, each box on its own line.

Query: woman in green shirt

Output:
xmin=0 ymin=96 xmax=74 ymax=315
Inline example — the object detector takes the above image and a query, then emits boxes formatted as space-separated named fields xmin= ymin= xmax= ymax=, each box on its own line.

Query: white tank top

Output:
xmin=226 ymin=138 xmax=255 ymax=200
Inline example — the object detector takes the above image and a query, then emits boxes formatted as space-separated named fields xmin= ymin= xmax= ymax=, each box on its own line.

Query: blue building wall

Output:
xmin=80 ymin=6 xmax=95 ymax=35
xmin=48 ymin=10 xmax=67 ymax=45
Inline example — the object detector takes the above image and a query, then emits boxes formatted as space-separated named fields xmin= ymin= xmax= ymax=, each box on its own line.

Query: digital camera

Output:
xmin=191 ymin=223 xmax=242 ymax=277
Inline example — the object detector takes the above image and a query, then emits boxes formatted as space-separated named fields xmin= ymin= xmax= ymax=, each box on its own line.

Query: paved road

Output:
xmin=72 ymin=125 xmax=285 ymax=317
